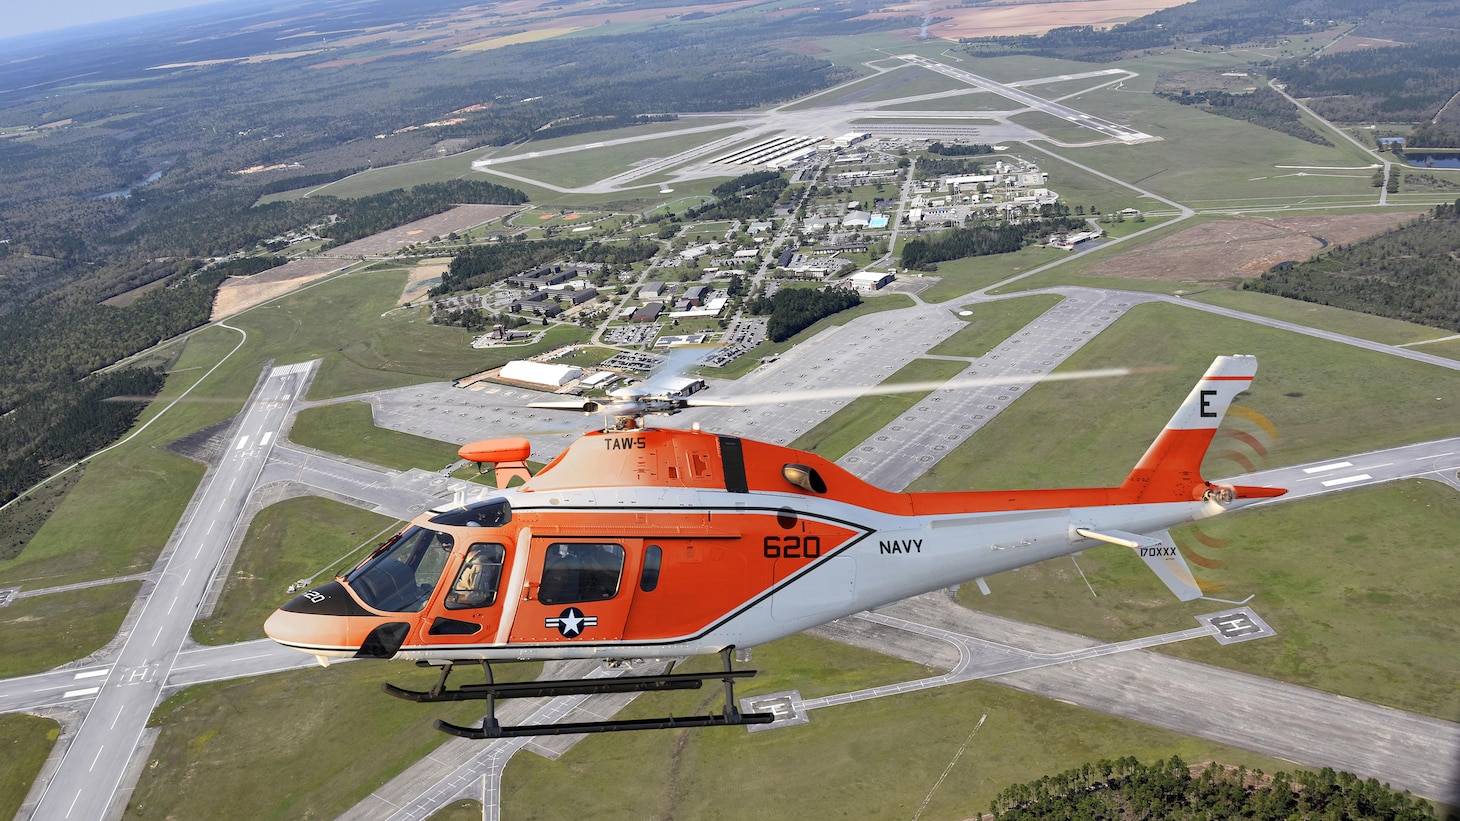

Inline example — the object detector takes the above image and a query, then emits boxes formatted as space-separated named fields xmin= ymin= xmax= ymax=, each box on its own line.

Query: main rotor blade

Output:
xmin=715 ymin=366 xmax=1169 ymax=407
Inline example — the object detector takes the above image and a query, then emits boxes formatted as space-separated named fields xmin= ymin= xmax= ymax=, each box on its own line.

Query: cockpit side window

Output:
xmin=538 ymin=543 xmax=625 ymax=605
xmin=428 ymin=498 xmax=511 ymax=528
xmin=344 ymin=527 xmax=454 ymax=613
xmin=445 ymin=543 xmax=506 ymax=610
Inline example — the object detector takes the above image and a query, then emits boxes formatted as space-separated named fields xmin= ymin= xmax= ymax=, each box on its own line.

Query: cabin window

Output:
xmin=344 ymin=527 xmax=454 ymax=613
xmin=445 ymin=543 xmax=506 ymax=609
xmin=538 ymin=543 xmax=625 ymax=604
xmin=640 ymin=545 xmax=663 ymax=592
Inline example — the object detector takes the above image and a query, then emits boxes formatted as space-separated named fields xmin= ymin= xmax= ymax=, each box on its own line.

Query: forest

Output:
xmin=927 ymin=142 xmax=993 ymax=156
xmin=745 ymin=287 xmax=862 ymax=342
xmin=1272 ymin=38 xmax=1460 ymax=126
xmin=988 ymin=756 xmax=1434 ymax=820
xmin=901 ymin=217 xmax=1084 ymax=270
xmin=684 ymin=172 xmax=790 ymax=222
xmin=0 ymin=2 xmax=894 ymax=511
xmin=433 ymin=239 xmax=586 ymax=295
xmin=1243 ymin=200 xmax=1460 ymax=332
xmin=1157 ymin=86 xmax=1331 ymax=145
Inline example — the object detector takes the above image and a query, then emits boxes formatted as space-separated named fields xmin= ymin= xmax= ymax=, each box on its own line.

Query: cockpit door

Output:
xmin=508 ymin=537 xmax=640 ymax=644
xmin=414 ymin=539 xmax=514 ymax=647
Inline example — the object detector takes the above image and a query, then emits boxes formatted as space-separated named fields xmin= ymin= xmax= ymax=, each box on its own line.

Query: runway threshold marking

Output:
xmin=1302 ymin=461 xmax=1352 ymax=473
xmin=73 ymin=668 xmax=110 ymax=680
xmin=1321 ymin=474 xmax=1373 ymax=487
xmin=62 ymin=687 xmax=100 ymax=699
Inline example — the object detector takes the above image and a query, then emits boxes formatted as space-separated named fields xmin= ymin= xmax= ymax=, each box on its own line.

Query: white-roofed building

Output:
xmin=499 ymin=360 xmax=583 ymax=387
xmin=849 ymin=271 xmax=895 ymax=292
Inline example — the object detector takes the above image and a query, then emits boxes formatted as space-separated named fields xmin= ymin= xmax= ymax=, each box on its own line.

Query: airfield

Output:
xmin=3 ymin=37 xmax=1460 ymax=821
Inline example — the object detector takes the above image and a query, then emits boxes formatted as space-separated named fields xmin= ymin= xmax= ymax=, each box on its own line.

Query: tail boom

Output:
xmin=1120 ymin=355 xmax=1277 ymax=505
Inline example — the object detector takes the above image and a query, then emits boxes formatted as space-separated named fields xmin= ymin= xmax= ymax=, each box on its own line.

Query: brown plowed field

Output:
xmin=211 ymin=204 xmax=519 ymax=319
xmin=1082 ymin=213 xmax=1420 ymax=286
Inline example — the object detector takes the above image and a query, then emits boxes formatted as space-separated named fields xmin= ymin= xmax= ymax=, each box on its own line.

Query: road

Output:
xmin=20 ymin=362 xmax=313 ymax=821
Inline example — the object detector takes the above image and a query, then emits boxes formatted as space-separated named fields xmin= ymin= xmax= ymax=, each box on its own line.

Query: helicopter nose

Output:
xmin=265 ymin=581 xmax=386 ymax=660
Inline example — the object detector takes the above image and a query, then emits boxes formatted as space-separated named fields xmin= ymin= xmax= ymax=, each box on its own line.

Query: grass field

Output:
xmin=191 ymin=497 xmax=398 ymax=646
xmin=915 ymin=243 xmax=1069 ymax=303
xmin=501 ymin=636 xmax=1302 ymax=821
xmin=487 ymin=128 xmax=741 ymax=189
xmin=125 ymin=660 xmax=541 ymax=821
xmin=0 ymin=714 xmax=57 ymax=820
xmin=1192 ymin=289 xmax=1454 ymax=346
xmin=906 ymin=300 xmax=1460 ymax=493
xmin=928 ymin=294 xmax=1064 ymax=358
xmin=0 ymin=582 xmax=141 ymax=677
xmin=427 ymin=800 xmax=483 ymax=821
xmin=958 ymin=480 xmax=1460 ymax=720
xmin=1020 ymin=144 xmax=1161 ymax=213
xmin=790 ymin=359 xmax=970 ymax=461
xmin=1044 ymin=89 xmax=1379 ymax=206
xmin=290 ymin=402 xmax=465 ymax=469
xmin=879 ymin=93 xmax=1001 ymax=112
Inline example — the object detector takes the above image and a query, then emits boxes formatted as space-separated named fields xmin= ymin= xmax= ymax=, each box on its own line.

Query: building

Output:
xmin=849 ymin=271 xmax=895 ymax=292
xmin=683 ymin=285 xmax=709 ymax=305
xmin=832 ymin=132 xmax=871 ymax=148
xmin=499 ymin=360 xmax=583 ymax=387
xmin=640 ymin=281 xmax=671 ymax=299
xmin=1050 ymin=229 xmax=1102 ymax=250
xmin=566 ymin=288 xmax=599 ymax=305
xmin=632 ymin=301 xmax=665 ymax=322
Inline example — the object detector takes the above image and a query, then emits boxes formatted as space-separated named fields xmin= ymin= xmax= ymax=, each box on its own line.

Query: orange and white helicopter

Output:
xmin=265 ymin=355 xmax=1284 ymax=738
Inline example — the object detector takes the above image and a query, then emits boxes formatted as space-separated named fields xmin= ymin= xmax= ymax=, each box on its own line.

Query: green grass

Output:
xmin=928 ymin=294 xmax=1064 ymax=358
xmin=502 ymin=637 xmax=1301 ymax=821
xmin=907 ymin=301 xmax=1460 ymax=493
xmin=1193 ymin=288 xmax=1455 ymax=345
xmin=790 ymin=359 xmax=969 ymax=461
xmin=1040 ymin=88 xmax=1378 ymax=206
xmin=0 ymin=714 xmax=58 ymax=820
xmin=489 ymin=128 xmax=741 ymax=189
xmin=125 ymin=660 xmax=541 ymax=821
xmin=0 ymin=582 xmax=141 ymax=677
xmin=959 ymin=480 xmax=1460 ymax=720
xmin=290 ymin=402 xmax=465 ymax=470
xmin=0 ymin=465 xmax=85 ymax=561
xmin=192 ymin=498 xmax=398 ymax=645
xmin=1418 ymin=337 xmax=1460 ymax=361
xmin=879 ymin=93 xmax=1000 ymax=112
xmin=427 ymin=800 xmax=483 ymax=821
xmin=1020 ymin=144 xmax=1163 ymax=213
xmin=710 ymin=294 xmax=916 ymax=379
xmin=916 ymin=244 xmax=1069 ymax=303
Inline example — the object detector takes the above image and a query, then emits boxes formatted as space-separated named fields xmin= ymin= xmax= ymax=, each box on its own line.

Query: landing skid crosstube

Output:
xmin=382 ymin=648 xmax=776 ymax=739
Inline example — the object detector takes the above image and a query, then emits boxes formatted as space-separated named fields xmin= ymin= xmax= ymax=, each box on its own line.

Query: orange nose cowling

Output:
xmin=265 ymin=580 xmax=402 ymax=659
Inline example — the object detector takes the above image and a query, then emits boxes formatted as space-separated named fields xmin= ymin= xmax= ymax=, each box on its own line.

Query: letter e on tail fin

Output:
xmin=1121 ymin=356 xmax=1258 ymax=503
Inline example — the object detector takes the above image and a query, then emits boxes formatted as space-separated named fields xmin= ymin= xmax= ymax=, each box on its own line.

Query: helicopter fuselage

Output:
xmin=266 ymin=354 xmax=1284 ymax=667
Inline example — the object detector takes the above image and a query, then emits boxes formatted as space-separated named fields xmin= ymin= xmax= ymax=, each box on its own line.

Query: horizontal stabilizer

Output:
xmin=1078 ymin=527 xmax=1202 ymax=602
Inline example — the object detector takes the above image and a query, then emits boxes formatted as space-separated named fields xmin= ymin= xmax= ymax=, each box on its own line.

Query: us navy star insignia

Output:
xmin=545 ymin=607 xmax=597 ymax=638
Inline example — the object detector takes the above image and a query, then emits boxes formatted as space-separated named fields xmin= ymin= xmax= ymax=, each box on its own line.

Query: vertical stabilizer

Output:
xmin=1120 ymin=355 xmax=1258 ymax=503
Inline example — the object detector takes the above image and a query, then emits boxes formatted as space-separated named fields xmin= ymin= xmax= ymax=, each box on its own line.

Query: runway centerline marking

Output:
xmin=89 ymin=745 xmax=105 ymax=772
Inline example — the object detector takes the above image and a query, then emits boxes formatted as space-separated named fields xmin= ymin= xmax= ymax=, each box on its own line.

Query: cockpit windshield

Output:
xmin=344 ymin=526 xmax=454 ymax=613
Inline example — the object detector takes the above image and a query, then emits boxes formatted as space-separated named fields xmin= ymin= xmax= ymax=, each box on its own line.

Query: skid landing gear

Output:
xmin=382 ymin=648 xmax=775 ymax=739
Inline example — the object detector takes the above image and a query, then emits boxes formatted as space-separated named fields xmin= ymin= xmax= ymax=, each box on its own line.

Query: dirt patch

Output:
xmin=211 ymin=258 xmax=345 ymax=319
xmin=1083 ymin=212 xmax=1420 ymax=285
xmin=399 ymin=258 xmax=451 ymax=305
xmin=1325 ymin=35 xmax=1407 ymax=54
xmin=863 ymin=0 xmax=1193 ymax=38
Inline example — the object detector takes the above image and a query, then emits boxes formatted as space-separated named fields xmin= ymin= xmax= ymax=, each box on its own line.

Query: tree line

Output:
xmin=927 ymin=142 xmax=993 ymax=156
xmin=685 ymin=172 xmax=789 ymax=222
xmin=902 ymin=217 xmax=1084 ymax=270
xmin=1158 ymin=86 xmax=1332 ymax=145
xmin=745 ymin=287 xmax=861 ymax=342
xmin=577 ymin=240 xmax=661 ymax=267
xmin=1244 ymin=200 xmax=1460 ymax=331
xmin=989 ymin=755 xmax=1434 ymax=820
xmin=432 ymin=238 xmax=584 ymax=295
